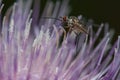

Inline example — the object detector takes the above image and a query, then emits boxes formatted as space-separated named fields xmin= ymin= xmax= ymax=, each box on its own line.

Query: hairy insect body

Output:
xmin=61 ymin=16 xmax=88 ymax=35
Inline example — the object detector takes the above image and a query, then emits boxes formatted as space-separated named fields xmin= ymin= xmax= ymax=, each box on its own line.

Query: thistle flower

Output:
xmin=0 ymin=0 xmax=120 ymax=80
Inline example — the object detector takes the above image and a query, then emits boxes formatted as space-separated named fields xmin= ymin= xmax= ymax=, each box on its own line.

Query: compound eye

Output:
xmin=63 ymin=16 xmax=67 ymax=21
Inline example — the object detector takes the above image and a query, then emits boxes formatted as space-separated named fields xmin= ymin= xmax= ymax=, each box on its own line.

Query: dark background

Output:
xmin=70 ymin=0 xmax=120 ymax=41
xmin=2 ymin=0 xmax=120 ymax=41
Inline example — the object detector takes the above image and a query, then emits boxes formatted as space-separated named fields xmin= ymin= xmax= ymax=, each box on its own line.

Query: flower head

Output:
xmin=0 ymin=0 xmax=120 ymax=80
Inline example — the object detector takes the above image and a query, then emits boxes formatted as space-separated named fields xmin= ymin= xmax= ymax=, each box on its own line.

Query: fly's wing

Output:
xmin=73 ymin=23 xmax=88 ymax=34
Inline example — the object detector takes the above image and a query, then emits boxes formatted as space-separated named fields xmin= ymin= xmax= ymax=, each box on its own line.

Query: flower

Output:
xmin=0 ymin=0 xmax=120 ymax=80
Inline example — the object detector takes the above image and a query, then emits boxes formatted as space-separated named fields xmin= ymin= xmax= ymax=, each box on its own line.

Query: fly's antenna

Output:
xmin=40 ymin=17 xmax=62 ymax=21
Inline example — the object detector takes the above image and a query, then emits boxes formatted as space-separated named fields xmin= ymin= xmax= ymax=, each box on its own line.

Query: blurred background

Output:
xmin=1 ymin=0 xmax=120 ymax=41
xmin=69 ymin=0 xmax=120 ymax=42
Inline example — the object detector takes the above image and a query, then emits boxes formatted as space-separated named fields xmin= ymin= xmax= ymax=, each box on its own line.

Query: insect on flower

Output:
xmin=41 ymin=16 xmax=89 ymax=37
xmin=41 ymin=16 xmax=89 ymax=47
xmin=60 ymin=16 xmax=88 ymax=35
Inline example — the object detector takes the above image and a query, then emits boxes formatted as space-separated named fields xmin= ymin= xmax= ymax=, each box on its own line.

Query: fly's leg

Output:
xmin=61 ymin=27 xmax=67 ymax=41
xmin=53 ymin=25 xmax=59 ymax=48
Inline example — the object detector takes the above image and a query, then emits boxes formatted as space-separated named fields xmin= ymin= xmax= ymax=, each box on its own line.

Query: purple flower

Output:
xmin=0 ymin=0 xmax=120 ymax=80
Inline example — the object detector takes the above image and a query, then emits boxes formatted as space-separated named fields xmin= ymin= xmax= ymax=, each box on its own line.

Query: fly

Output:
xmin=41 ymin=16 xmax=89 ymax=47
xmin=41 ymin=16 xmax=88 ymax=36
